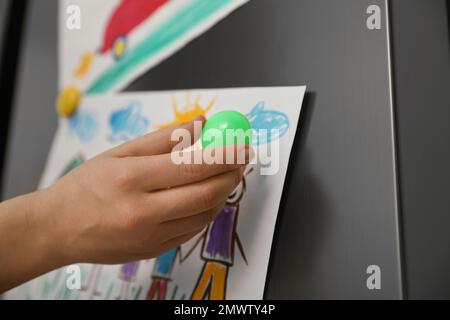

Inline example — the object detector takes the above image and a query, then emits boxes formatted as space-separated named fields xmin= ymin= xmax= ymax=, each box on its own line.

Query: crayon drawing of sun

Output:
xmin=157 ymin=94 xmax=216 ymax=128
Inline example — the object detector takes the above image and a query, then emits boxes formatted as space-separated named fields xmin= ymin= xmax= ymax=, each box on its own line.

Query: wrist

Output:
xmin=28 ymin=188 xmax=75 ymax=268
xmin=0 ymin=190 xmax=74 ymax=291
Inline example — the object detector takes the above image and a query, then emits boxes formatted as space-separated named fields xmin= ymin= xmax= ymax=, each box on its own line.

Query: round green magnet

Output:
xmin=202 ymin=110 xmax=252 ymax=148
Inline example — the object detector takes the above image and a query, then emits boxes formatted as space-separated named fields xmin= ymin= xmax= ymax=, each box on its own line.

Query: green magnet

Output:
xmin=201 ymin=110 xmax=252 ymax=148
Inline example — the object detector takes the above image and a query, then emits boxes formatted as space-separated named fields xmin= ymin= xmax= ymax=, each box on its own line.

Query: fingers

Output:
xmin=150 ymin=168 xmax=244 ymax=222
xmin=161 ymin=202 xmax=225 ymax=242
xmin=106 ymin=116 xmax=205 ymax=158
xmin=131 ymin=144 xmax=251 ymax=190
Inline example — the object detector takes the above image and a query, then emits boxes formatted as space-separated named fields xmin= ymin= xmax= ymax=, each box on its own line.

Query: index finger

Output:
xmin=131 ymin=144 xmax=252 ymax=190
xmin=105 ymin=116 xmax=205 ymax=158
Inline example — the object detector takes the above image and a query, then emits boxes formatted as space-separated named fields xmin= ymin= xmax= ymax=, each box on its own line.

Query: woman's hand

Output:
xmin=0 ymin=117 xmax=251 ymax=292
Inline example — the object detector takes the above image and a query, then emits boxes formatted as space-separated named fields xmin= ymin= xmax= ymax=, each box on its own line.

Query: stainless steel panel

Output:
xmin=391 ymin=0 xmax=450 ymax=299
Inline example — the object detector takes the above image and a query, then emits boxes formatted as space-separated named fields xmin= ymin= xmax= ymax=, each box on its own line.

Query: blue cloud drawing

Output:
xmin=246 ymin=101 xmax=290 ymax=145
xmin=109 ymin=101 xmax=149 ymax=143
xmin=69 ymin=111 xmax=99 ymax=143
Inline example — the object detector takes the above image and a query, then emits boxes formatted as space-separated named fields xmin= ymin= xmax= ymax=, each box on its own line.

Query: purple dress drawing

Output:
xmin=119 ymin=261 xmax=140 ymax=282
xmin=202 ymin=205 xmax=237 ymax=265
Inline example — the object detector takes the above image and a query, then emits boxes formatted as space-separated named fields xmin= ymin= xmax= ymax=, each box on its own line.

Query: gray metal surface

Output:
xmin=2 ymin=0 xmax=403 ymax=298
xmin=1 ymin=0 xmax=58 ymax=200
xmin=390 ymin=0 xmax=450 ymax=299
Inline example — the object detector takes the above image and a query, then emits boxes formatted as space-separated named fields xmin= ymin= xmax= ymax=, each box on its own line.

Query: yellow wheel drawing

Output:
xmin=112 ymin=36 xmax=127 ymax=60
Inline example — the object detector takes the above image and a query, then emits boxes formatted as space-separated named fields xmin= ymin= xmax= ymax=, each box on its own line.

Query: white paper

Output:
xmin=4 ymin=86 xmax=306 ymax=300
xmin=60 ymin=0 xmax=249 ymax=93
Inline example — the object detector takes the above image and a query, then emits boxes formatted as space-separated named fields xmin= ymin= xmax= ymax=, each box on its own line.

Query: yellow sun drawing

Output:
xmin=158 ymin=93 xmax=216 ymax=128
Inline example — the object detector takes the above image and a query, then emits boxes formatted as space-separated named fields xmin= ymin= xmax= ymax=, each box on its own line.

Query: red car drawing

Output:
xmin=100 ymin=0 xmax=169 ymax=60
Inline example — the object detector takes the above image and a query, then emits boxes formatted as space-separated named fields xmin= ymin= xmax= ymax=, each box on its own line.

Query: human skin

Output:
xmin=0 ymin=116 xmax=251 ymax=293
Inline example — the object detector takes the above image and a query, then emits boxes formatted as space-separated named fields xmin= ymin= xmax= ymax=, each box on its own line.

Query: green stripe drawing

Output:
xmin=87 ymin=0 xmax=232 ymax=94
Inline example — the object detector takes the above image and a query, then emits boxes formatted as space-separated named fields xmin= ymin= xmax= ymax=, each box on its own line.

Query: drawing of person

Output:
xmin=186 ymin=173 xmax=250 ymax=300
xmin=116 ymin=261 xmax=140 ymax=299
xmin=146 ymin=247 xmax=181 ymax=300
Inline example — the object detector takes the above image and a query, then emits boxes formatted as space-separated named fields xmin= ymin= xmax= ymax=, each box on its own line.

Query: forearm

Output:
xmin=0 ymin=190 xmax=69 ymax=293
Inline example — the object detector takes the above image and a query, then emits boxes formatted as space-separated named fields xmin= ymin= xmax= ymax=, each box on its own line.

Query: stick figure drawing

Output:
xmin=146 ymin=247 xmax=181 ymax=300
xmin=116 ymin=261 xmax=140 ymax=299
xmin=184 ymin=169 xmax=252 ymax=300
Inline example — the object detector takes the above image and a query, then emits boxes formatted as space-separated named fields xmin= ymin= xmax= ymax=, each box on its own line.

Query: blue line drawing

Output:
xmin=69 ymin=111 xmax=99 ymax=143
xmin=147 ymin=248 xmax=180 ymax=300
xmin=246 ymin=101 xmax=290 ymax=145
xmin=109 ymin=101 xmax=150 ymax=143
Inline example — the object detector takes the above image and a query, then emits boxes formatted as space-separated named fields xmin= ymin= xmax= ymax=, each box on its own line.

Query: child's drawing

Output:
xmin=147 ymin=247 xmax=181 ymax=300
xmin=184 ymin=172 xmax=250 ymax=300
xmin=61 ymin=155 xmax=84 ymax=175
xmin=100 ymin=0 xmax=169 ymax=61
xmin=74 ymin=0 xmax=169 ymax=78
xmin=62 ymin=0 xmax=250 ymax=94
xmin=4 ymin=87 xmax=306 ymax=300
xmin=116 ymin=261 xmax=140 ymax=299
xmin=246 ymin=101 xmax=290 ymax=145
xmin=80 ymin=265 xmax=103 ymax=296
xmin=68 ymin=110 xmax=99 ymax=143
xmin=109 ymin=101 xmax=149 ymax=143
xmin=74 ymin=52 xmax=95 ymax=78
xmin=158 ymin=94 xmax=216 ymax=128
